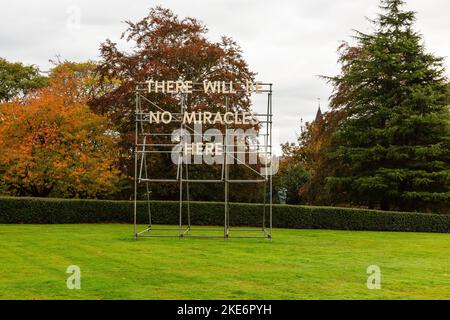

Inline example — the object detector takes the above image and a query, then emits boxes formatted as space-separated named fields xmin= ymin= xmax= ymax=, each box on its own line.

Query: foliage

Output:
xmin=292 ymin=110 xmax=346 ymax=205
xmin=1 ymin=196 xmax=449 ymax=233
xmin=0 ymin=66 xmax=122 ymax=198
xmin=323 ymin=0 xmax=450 ymax=212
xmin=273 ymin=146 xmax=309 ymax=204
xmin=0 ymin=57 xmax=48 ymax=103
xmin=91 ymin=7 xmax=259 ymax=201
xmin=49 ymin=60 xmax=120 ymax=103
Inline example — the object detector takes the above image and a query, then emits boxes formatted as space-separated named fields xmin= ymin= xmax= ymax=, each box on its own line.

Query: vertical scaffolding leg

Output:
xmin=133 ymin=91 xmax=139 ymax=240
xmin=224 ymin=163 xmax=229 ymax=239
xmin=144 ymin=158 xmax=152 ymax=228
xmin=179 ymin=158 xmax=183 ymax=238
xmin=183 ymin=93 xmax=191 ymax=233
xmin=264 ymin=90 xmax=270 ymax=235
xmin=263 ymin=179 xmax=267 ymax=233
xmin=138 ymin=135 xmax=152 ymax=229
xmin=185 ymin=161 xmax=191 ymax=231
xmin=134 ymin=154 xmax=138 ymax=239
xmin=224 ymin=97 xmax=230 ymax=239
xmin=178 ymin=94 xmax=185 ymax=239
xmin=269 ymin=85 xmax=273 ymax=239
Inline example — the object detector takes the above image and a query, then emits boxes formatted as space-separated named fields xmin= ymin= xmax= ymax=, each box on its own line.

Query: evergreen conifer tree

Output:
xmin=326 ymin=0 xmax=450 ymax=212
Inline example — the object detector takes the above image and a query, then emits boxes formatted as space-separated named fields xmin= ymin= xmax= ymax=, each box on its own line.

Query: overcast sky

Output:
xmin=1 ymin=0 xmax=448 ymax=153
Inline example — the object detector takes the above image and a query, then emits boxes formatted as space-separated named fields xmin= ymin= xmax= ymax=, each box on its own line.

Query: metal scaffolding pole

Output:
xmin=269 ymin=84 xmax=273 ymax=238
xmin=133 ymin=89 xmax=139 ymax=240
xmin=224 ymin=96 xmax=229 ymax=239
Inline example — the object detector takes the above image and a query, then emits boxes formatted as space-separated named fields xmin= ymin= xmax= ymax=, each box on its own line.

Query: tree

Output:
xmin=296 ymin=110 xmax=346 ymax=205
xmin=325 ymin=0 xmax=450 ymax=212
xmin=274 ymin=144 xmax=309 ymax=205
xmin=91 ymin=7 xmax=259 ymax=201
xmin=48 ymin=59 xmax=120 ymax=103
xmin=0 ymin=65 xmax=122 ymax=198
xmin=0 ymin=57 xmax=48 ymax=103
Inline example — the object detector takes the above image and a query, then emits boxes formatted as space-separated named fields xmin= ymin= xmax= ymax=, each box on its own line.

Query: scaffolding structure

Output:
xmin=133 ymin=82 xmax=273 ymax=239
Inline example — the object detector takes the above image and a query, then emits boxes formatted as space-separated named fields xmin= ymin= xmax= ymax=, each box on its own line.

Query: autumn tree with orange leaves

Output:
xmin=0 ymin=65 xmax=122 ymax=198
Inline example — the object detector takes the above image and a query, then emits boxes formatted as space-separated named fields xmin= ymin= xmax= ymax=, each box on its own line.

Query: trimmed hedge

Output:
xmin=0 ymin=196 xmax=449 ymax=233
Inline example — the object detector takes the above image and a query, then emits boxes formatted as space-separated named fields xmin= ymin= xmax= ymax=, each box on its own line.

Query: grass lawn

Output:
xmin=0 ymin=224 xmax=449 ymax=300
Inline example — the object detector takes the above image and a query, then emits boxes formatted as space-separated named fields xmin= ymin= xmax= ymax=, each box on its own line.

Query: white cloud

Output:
xmin=1 ymin=0 xmax=448 ymax=153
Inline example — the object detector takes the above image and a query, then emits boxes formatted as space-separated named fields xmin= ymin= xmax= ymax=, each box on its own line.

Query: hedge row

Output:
xmin=0 ymin=196 xmax=449 ymax=233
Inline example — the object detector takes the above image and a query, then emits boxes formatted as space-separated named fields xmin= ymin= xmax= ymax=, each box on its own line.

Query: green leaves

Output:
xmin=0 ymin=57 xmax=48 ymax=103
xmin=1 ymin=196 xmax=449 ymax=233
xmin=324 ymin=0 xmax=450 ymax=212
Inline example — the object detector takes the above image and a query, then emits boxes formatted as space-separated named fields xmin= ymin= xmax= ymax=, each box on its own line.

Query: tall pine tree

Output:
xmin=326 ymin=0 xmax=450 ymax=212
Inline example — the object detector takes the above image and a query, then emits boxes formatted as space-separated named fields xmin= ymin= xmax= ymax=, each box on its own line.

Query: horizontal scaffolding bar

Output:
xmin=227 ymin=179 xmax=267 ymax=183
xmin=138 ymin=179 xmax=179 ymax=183
xmin=136 ymin=81 xmax=273 ymax=86
xmin=136 ymin=144 xmax=272 ymax=148
xmin=136 ymin=112 xmax=273 ymax=117
xmin=187 ymin=228 xmax=269 ymax=232
xmin=135 ymin=119 xmax=273 ymax=124
xmin=136 ymin=234 xmax=270 ymax=239
xmin=135 ymin=89 xmax=273 ymax=94
xmin=136 ymin=150 xmax=272 ymax=154
xmin=138 ymin=179 xmax=267 ymax=183
xmin=139 ymin=133 xmax=271 ymax=136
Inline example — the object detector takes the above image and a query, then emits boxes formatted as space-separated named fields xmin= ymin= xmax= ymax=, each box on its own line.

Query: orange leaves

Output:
xmin=0 ymin=70 xmax=122 ymax=198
